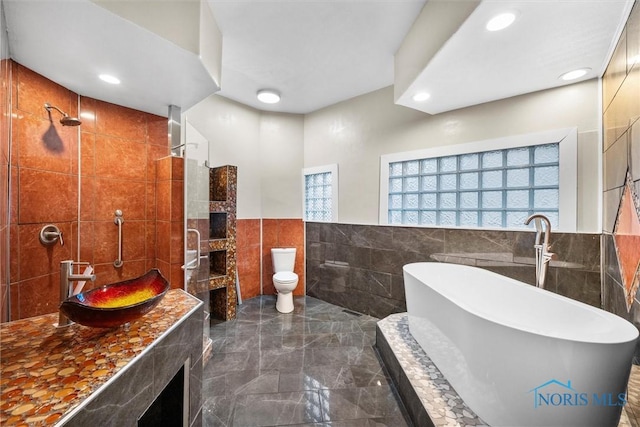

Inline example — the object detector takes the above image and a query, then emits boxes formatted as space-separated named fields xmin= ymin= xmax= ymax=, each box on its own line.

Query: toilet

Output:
xmin=271 ymin=248 xmax=299 ymax=313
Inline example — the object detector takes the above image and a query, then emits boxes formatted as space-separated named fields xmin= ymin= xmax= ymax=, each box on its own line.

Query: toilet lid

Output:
xmin=274 ymin=271 xmax=298 ymax=282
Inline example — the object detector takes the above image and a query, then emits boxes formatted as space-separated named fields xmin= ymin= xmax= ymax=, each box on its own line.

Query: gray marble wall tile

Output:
xmin=334 ymin=223 xmax=353 ymax=245
xmin=153 ymin=309 xmax=202 ymax=396
xmin=513 ymin=231 xmax=537 ymax=258
xmin=65 ymin=350 xmax=155 ymax=427
xmin=306 ymin=222 xmax=602 ymax=321
xmin=351 ymin=224 xmax=393 ymax=248
xmin=604 ymin=233 xmax=623 ymax=285
xmin=307 ymin=242 xmax=323 ymax=262
xmin=307 ymin=222 xmax=320 ymax=242
xmin=370 ymin=248 xmax=424 ymax=275
xmin=349 ymin=268 xmax=392 ymax=297
xmin=444 ymin=229 xmax=515 ymax=254
xmin=336 ymin=244 xmax=371 ymax=269
xmin=190 ymin=353 xmax=203 ymax=423
xmin=483 ymin=265 xmax=537 ymax=286
xmin=391 ymin=227 xmax=445 ymax=254
xmin=556 ymin=269 xmax=601 ymax=308
xmin=190 ymin=407 xmax=202 ymax=427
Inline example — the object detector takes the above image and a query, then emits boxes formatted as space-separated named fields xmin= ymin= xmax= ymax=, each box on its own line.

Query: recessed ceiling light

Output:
xmin=257 ymin=89 xmax=280 ymax=104
xmin=486 ymin=12 xmax=516 ymax=32
xmin=412 ymin=92 xmax=431 ymax=102
xmin=559 ymin=68 xmax=591 ymax=81
xmin=99 ymin=74 xmax=120 ymax=85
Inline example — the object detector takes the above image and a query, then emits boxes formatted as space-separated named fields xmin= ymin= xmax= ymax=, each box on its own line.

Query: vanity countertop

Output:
xmin=0 ymin=289 xmax=201 ymax=426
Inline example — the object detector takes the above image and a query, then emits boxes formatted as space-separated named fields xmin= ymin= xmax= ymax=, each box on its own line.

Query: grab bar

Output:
xmin=183 ymin=228 xmax=201 ymax=271
xmin=114 ymin=209 xmax=124 ymax=268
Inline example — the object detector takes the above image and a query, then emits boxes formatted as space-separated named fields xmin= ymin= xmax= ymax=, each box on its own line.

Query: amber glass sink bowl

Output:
xmin=60 ymin=269 xmax=170 ymax=328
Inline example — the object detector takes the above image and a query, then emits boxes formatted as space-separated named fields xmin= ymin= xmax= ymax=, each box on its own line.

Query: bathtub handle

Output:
xmin=113 ymin=210 xmax=124 ymax=268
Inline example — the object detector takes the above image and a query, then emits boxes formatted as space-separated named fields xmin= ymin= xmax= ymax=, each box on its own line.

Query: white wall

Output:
xmin=259 ymin=112 xmax=304 ymax=218
xmin=185 ymin=94 xmax=304 ymax=219
xmin=304 ymin=81 xmax=601 ymax=232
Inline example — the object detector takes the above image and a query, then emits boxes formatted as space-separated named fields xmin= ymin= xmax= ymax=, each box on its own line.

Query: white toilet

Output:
xmin=271 ymin=248 xmax=299 ymax=313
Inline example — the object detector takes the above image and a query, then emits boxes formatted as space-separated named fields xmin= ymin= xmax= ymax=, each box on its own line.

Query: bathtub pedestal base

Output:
xmin=376 ymin=313 xmax=635 ymax=427
xmin=376 ymin=313 xmax=485 ymax=427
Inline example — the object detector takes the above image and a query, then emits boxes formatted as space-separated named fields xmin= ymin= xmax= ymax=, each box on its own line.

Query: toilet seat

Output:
xmin=273 ymin=271 xmax=298 ymax=283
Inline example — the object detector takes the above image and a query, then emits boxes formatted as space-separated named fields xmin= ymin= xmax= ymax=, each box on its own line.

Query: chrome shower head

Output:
xmin=44 ymin=103 xmax=82 ymax=127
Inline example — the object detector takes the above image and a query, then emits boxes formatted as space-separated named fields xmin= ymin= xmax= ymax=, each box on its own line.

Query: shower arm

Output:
xmin=44 ymin=103 xmax=67 ymax=117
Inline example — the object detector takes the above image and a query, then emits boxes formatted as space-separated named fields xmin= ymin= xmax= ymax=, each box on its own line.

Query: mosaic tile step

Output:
xmin=0 ymin=289 xmax=201 ymax=426
xmin=376 ymin=313 xmax=486 ymax=427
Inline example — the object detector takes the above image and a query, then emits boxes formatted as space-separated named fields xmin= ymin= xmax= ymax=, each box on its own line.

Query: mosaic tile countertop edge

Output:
xmin=0 ymin=289 xmax=202 ymax=426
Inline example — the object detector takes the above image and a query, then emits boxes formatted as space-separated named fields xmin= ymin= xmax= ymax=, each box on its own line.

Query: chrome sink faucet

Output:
xmin=58 ymin=260 xmax=96 ymax=327
xmin=524 ymin=214 xmax=556 ymax=289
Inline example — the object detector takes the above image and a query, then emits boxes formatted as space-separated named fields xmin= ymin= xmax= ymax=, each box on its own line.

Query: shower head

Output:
xmin=44 ymin=103 xmax=82 ymax=127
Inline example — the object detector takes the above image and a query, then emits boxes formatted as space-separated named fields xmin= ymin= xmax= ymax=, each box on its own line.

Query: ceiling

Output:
xmin=396 ymin=0 xmax=635 ymax=115
xmin=2 ymin=0 xmax=634 ymax=117
xmin=207 ymin=0 xmax=426 ymax=114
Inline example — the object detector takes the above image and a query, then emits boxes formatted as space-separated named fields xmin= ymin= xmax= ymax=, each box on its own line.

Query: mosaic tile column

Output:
xmin=207 ymin=165 xmax=237 ymax=321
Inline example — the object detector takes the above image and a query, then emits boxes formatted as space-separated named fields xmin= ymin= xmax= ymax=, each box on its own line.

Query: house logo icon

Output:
xmin=528 ymin=379 xmax=588 ymax=408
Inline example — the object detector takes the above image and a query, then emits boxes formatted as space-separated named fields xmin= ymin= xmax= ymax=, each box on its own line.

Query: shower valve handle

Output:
xmin=39 ymin=224 xmax=63 ymax=246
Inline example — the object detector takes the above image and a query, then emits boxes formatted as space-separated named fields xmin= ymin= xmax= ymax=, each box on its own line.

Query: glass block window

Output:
xmin=387 ymin=143 xmax=559 ymax=229
xmin=303 ymin=164 xmax=338 ymax=222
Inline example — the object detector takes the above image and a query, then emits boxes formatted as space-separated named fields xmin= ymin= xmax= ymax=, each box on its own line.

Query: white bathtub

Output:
xmin=403 ymin=262 xmax=638 ymax=427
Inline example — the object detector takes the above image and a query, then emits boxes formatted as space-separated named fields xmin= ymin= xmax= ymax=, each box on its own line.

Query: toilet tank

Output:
xmin=271 ymin=248 xmax=296 ymax=272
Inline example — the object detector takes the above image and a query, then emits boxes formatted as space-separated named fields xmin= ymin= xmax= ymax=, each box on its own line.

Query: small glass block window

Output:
xmin=304 ymin=171 xmax=333 ymax=222
xmin=387 ymin=143 xmax=559 ymax=229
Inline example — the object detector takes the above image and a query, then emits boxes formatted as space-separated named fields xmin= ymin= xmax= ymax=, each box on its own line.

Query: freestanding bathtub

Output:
xmin=403 ymin=262 xmax=638 ymax=427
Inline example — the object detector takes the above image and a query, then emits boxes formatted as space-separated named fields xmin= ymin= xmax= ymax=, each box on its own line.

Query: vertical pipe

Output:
xmin=58 ymin=260 xmax=73 ymax=327
xmin=76 ymin=95 xmax=82 ymax=262
xmin=169 ymin=105 xmax=181 ymax=156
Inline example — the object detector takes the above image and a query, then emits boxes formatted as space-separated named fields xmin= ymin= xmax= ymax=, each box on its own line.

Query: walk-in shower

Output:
xmin=44 ymin=103 xmax=82 ymax=126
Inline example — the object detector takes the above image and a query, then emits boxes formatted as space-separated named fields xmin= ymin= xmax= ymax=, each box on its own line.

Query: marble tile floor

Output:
xmin=202 ymin=295 xmax=412 ymax=427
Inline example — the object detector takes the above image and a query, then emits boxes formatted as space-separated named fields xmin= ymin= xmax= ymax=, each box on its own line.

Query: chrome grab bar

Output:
xmin=114 ymin=210 xmax=124 ymax=268
xmin=183 ymin=228 xmax=201 ymax=271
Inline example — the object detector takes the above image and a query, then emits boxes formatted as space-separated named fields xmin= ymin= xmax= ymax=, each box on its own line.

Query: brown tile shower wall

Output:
xmin=156 ymin=156 xmax=184 ymax=290
xmin=601 ymin=2 xmax=640 ymax=352
xmin=262 ymin=218 xmax=305 ymax=296
xmin=7 ymin=61 xmax=170 ymax=320
xmin=0 ymin=58 xmax=9 ymax=322
xmin=237 ymin=219 xmax=261 ymax=300
xmin=306 ymin=222 xmax=600 ymax=319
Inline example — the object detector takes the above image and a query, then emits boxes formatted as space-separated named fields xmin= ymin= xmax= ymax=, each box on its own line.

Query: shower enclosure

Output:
xmin=183 ymin=121 xmax=212 ymax=354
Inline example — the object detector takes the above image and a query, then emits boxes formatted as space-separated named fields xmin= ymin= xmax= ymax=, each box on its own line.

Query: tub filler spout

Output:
xmin=524 ymin=213 xmax=556 ymax=288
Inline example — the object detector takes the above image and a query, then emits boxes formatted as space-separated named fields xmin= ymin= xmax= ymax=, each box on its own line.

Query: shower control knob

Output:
xmin=39 ymin=224 xmax=63 ymax=246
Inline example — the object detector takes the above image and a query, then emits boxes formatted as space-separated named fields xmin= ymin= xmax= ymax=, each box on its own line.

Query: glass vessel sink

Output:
xmin=59 ymin=269 xmax=170 ymax=328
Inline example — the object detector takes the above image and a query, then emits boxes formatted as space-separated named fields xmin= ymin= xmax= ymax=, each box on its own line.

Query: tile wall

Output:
xmin=234 ymin=218 xmax=306 ymax=301
xmin=156 ymin=156 xmax=185 ymax=289
xmin=236 ymin=218 xmax=261 ymax=300
xmin=262 ymin=218 xmax=305 ymax=296
xmin=306 ymin=222 xmax=600 ymax=319
xmin=602 ymin=1 xmax=640 ymax=355
xmin=5 ymin=61 xmax=171 ymax=320
xmin=0 ymin=7 xmax=8 ymax=322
